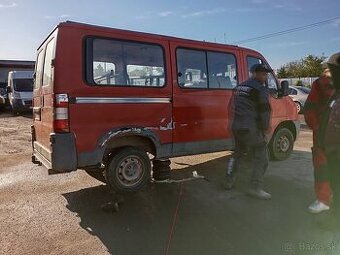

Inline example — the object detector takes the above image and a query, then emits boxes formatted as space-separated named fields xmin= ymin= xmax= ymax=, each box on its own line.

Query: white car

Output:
xmin=288 ymin=86 xmax=311 ymax=113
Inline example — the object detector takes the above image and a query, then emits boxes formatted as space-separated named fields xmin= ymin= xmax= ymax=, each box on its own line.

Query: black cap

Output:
xmin=326 ymin=52 xmax=340 ymax=68
xmin=250 ymin=64 xmax=273 ymax=73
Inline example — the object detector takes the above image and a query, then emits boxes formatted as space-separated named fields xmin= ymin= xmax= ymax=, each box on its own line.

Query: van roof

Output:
xmin=0 ymin=60 xmax=35 ymax=68
xmin=40 ymin=20 xmax=261 ymax=56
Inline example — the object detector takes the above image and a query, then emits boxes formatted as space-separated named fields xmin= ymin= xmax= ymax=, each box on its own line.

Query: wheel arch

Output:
xmin=99 ymin=127 xmax=161 ymax=164
xmin=103 ymin=135 xmax=157 ymax=159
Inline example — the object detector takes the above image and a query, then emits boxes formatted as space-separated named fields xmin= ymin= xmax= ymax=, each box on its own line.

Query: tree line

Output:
xmin=277 ymin=55 xmax=326 ymax=79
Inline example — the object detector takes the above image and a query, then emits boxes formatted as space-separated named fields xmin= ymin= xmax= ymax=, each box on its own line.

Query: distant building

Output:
xmin=0 ymin=60 xmax=35 ymax=98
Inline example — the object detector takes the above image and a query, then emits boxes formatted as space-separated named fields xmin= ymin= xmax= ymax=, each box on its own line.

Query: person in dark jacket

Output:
xmin=225 ymin=64 xmax=272 ymax=200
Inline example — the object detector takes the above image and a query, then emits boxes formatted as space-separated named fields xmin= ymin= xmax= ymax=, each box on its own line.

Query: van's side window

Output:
xmin=176 ymin=49 xmax=208 ymax=88
xmin=34 ymin=50 xmax=45 ymax=89
xmin=42 ymin=38 xmax=55 ymax=86
xmin=207 ymin=52 xmax=237 ymax=89
xmin=177 ymin=49 xmax=237 ymax=89
xmin=86 ymin=38 xmax=165 ymax=87
xmin=247 ymin=56 xmax=262 ymax=77
xmin=247 ymin=56 xmax=278 ymax=90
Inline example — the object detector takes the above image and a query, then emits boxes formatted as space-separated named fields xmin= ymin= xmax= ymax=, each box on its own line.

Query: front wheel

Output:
xmin=269 ymin=128 xmax=294 ymax=161
xmin=105 ymin=147 xmax=151 ymax=193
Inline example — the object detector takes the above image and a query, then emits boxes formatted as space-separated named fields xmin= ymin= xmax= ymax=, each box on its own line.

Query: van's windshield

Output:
xmin=14 ymin=79 xmax=34 ymax=92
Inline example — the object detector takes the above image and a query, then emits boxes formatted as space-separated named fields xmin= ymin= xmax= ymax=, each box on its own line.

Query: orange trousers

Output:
xmin=312 ymin=133 xmax=331 ymax=205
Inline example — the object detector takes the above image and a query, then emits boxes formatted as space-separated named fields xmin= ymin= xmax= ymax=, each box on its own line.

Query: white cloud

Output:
xmin=45 ymin=14 xmax=70 ymax=20
xmin=0 ymin=2 xmax=17 ymax=8
xmin=331 ymin=19 xmax=340 ymax=27
xmin=250 ymin=0 xmax=301 ymax=11
xmin=136 ymin=11 xmax=174 ymax=20
xmin=158 ymin=11 xmax=174 ymax=17
xmin=182 ymin=8 xmax=226 ymax=18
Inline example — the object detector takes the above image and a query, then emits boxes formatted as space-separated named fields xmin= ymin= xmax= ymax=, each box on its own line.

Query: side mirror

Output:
xmin=278 ymin=80 xmax=289 ymax=97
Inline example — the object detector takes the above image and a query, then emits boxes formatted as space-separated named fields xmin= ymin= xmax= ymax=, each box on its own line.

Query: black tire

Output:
xmin=153 ymin=159 xmax=171 ymax=168
xmin=269 ymin=127 xmax=294 ymax=161
xmin=105 ymin=147 xmax=151 ymax=193
xmin=152 ymin=159 xmax=171 ymax=180
xmin=85 ymin=170 xmax=106 ymax=183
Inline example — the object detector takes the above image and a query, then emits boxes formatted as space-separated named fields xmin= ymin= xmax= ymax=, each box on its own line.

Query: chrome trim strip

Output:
xmin=75 ymin=97 xmax=171 ymax=104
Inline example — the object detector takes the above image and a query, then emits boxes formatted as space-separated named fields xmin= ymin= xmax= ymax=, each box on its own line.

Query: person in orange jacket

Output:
xmin=304 ymin=67 xmax=335 ymax=213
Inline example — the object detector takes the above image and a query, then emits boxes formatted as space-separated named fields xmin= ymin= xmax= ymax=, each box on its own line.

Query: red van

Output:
xmin=32 ymin=21 xmax=299 ymax=192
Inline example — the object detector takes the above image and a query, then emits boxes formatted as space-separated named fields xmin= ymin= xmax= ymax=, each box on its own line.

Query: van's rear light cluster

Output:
xmin=54 ymin=93 xmax=69 ymax=133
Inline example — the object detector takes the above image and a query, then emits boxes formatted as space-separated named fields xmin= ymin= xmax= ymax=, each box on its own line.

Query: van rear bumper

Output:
xmin=32 ymin=133 xmax=77 ymax=172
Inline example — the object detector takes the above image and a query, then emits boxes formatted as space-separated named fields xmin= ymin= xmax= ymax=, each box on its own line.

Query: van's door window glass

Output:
xmin=207 ymin=52 xmax=237 ymax=89
xmin=88 ymin=38 xmax=165 ymax=87
xmin=34 ymin=50 xmax=44 ymax=89
xmin=267 ymin=72 xmax=278 ymax=90
xmin=42 ymin=38 xmax=55 ymax=86
xmin=247 ymin=56 xmax=262 ymax=77
xmin=247 ymin=56 xmax=277 ymax=90
xmin=177 ymin=49 xmax=207 ymax=88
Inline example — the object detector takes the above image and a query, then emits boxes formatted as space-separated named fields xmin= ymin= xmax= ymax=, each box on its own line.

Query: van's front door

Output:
xmin=245 ymin=54 xmax=287 ymax=130
xmin=170 ymin=42 xmax=240 ymax=156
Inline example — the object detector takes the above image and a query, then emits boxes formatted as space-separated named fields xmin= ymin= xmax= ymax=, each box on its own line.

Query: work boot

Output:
xmin=224 ymin=175 xmax=235 ymax=190
xmin=247 ymin=188 xmax=272 ymax=200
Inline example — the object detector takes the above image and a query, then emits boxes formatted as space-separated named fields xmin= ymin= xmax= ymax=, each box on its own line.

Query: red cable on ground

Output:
xmin=164 ymin=183 xmax=184 ymax=255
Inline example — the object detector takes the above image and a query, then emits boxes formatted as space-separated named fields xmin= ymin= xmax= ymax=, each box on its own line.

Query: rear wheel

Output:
xmin=105 ymin=147 xmax=151 ymax=193
xmin=269 ymin=128 xmax=294 ymax=161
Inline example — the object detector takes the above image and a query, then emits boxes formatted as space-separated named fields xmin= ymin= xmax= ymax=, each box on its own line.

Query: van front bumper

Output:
xmin=11 ymin=98 xmax=32 ymax=112
xmin=32 ymin=131 xmax=77 ymax=173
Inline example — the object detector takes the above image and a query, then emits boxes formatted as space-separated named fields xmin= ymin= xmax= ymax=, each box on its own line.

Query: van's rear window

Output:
xmin=86 ymin=38 xmax=166 ymax=87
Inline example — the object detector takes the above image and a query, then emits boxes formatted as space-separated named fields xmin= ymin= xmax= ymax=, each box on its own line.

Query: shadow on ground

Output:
xmin=63 ymin=150 xmax=340 ymax=255
xmin=0 ymin=110 xmax=32 ymax=119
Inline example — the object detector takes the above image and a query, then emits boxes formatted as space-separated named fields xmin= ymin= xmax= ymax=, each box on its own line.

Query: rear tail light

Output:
xmin=54 ymin=93 xmax=69 ymax=133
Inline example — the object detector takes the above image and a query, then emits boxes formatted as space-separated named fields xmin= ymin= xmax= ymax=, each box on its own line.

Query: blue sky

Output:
xmin=0 ymin=0 xmax=339 ymax=69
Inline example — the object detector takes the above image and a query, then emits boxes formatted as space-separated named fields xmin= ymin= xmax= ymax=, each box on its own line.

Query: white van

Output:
xmin=7 ymin=71 xmax=34 ymax=113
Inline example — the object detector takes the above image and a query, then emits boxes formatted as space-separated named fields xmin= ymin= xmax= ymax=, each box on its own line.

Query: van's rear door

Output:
xmin=32 ymin=32 xmax=57 ymax=168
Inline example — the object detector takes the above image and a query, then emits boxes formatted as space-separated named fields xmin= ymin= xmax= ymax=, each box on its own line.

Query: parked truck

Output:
xmin=7 ymin=71 xmax=34 ymax=114
xmin=0 ymin=60 xmax=35 ymax=111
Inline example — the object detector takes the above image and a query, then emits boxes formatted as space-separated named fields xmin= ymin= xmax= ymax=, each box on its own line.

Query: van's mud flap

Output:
xmin=50 ymin=133 xmax=77 ymax=173
xmin=33 ymin=133 xmax=77 ymax=174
